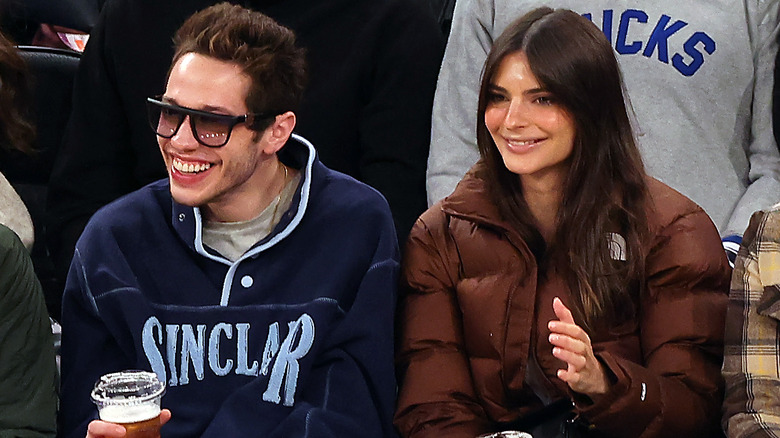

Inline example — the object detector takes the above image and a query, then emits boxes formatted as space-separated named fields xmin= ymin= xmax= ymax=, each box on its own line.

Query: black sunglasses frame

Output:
xmin=146 ymin=97 xmax=274 ymax=148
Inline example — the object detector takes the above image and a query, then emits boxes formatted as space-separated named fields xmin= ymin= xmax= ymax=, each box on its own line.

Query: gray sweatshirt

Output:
xmin=427 ymin=0 xmax=780 ymax=236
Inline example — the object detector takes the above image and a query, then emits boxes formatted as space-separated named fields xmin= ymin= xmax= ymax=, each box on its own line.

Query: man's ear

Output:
xmin=260 ymin=111 xmax=296 ymax=155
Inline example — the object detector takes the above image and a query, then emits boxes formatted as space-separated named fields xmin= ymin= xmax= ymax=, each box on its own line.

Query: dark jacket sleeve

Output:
xmin=576 ymin=207 xmax=731 ymax=437
xmin=394 ymin=210 xmax=490 ymax=438
xmin=0 ymin=225 xmax=57 ymax=437
xmin=47 ymin=0 xmax=132 ymax=271
xmin=356 ymin=0 xmax=444 ymax=246
xmin=58 ymin=247 xmax=136 ymax=438
xmin=46 ymin=0 xmax=170 ymax=282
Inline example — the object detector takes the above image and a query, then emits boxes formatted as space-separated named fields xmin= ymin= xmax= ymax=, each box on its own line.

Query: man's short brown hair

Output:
xmin=172 ymin=2 xmax=307 ymax=130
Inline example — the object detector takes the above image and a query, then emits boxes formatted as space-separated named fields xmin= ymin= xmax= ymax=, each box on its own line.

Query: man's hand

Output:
xmin=86 ymin=409 xmax=172 ymax=438
xmin=548 ymin=297 xmax=609 ymax=399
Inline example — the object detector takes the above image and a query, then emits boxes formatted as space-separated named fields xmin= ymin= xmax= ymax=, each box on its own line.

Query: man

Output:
xmin=722 ymin=204 xmax=780 ymax=437
xmin=58 ymin=4 xmax=399 ymax=437
xmin=45 ymin=0 xmax=444 ymax=316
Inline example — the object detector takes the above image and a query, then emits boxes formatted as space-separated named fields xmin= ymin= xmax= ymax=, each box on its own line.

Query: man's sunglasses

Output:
xmin=146 ymin=97 xmax=275 ymax=147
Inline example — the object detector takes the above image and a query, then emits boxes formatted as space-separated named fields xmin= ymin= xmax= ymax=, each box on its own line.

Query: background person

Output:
xmin=722 ymin=204 xmax=780 ymax=437
xmin=0 ymin=30 xmax=35 ymax=251
xmin=59 ymin=4 xmax=399 ymax=437
xmin=395 ymin=9 xmax=731 ymax=437
xmin=0 ymin=30 xmax=57 ymax=438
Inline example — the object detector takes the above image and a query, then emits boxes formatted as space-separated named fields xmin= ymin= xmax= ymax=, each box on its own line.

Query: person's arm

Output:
xmin=724 ymin=1 xmax=780 ymax=238
xmin=394 ymin=209 xmax=490 ymax=438
xmin=0 ymin=225 xmax=57 ymax=437
xmin=426 ymin=0 xmax=493 ymax=205
xmin=201 ymin=206 xmax=400 ymax=437
xmin=570 ymin=208 xmax=730 ymax=437
xmin=723 ymin=209 xmax=780 ymax=437
xmin=359 ymin=0 xmax=444 ymax=244
xmin=58 ymin=247 xmax=135 ymax=438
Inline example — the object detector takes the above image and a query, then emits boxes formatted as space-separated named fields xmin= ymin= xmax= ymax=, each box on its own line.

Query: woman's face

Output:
xmin=484 ymin=51 xmax=576 ymax=186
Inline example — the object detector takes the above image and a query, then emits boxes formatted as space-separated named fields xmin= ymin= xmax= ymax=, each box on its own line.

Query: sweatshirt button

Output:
xmin=240 ymin=275 xmax=254 ymax=288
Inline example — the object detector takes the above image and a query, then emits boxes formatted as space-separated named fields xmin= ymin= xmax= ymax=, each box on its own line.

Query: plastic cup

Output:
xmin=90 ymin=370 xmax=166 ymax=438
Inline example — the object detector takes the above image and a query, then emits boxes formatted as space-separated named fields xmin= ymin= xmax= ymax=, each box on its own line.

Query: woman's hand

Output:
xmin=85 ymin=409 xmax=172 ymax=438
xmin=548 ymin=297 xmax=609 ymax=399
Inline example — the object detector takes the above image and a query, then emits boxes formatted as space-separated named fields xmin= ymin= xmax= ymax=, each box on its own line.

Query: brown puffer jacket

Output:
xmin=395 ymin=165 xmax=731 ymax=438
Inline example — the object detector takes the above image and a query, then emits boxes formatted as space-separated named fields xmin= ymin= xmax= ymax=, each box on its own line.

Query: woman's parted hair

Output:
xmin=476 ymin=8 xmax=650 ymax=331
xmin=171 ymin=2 xmax=307 ymax=131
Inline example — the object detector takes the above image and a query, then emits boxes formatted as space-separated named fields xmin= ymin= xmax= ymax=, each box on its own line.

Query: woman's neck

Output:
xmin=521 ymin=174 xmax=565 ymax=243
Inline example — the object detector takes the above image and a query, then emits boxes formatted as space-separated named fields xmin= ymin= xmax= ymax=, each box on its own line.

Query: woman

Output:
xmin=0 ymin=30 xmax=57 ymax=436
xmin=0 ymin=29 xmax=35 ymax=250
xmin=395 ymin=8 xmax=730 ymax=438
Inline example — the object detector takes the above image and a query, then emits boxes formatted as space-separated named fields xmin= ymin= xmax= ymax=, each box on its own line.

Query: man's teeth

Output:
xmin=173 ymin=158 xmax=211 ymax=174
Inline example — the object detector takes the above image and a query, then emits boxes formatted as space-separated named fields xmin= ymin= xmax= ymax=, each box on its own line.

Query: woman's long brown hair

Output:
xmin=0 ymin=30 xmax=34 ymax=155
xmin=476 ymin=8 xmax=650 ymax=332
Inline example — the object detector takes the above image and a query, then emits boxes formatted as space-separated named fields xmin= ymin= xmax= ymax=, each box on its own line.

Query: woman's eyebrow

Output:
xmin=523 ymin=87 xmax=547 ymax=96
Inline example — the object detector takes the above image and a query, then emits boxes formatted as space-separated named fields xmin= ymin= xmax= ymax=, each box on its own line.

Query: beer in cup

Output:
xmin=90 ymin=370 xmax=166 ymax=438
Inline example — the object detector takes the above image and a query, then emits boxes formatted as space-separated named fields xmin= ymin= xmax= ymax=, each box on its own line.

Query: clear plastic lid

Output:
xmin=477 ymin=432 xmax=533 ymax=438
xmin=90 ymin=370 xmax=165 ymax=407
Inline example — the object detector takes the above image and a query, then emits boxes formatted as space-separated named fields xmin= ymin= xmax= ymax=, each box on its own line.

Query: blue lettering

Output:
xmin=139 ymin=315 xmax=316 ymax=401
xmin=165 ymin=324 xmax=180 ymax=387
xmin=672 ymin=31 xmax=716 ymax=76
xmin=208 ymin=323 xmax=233 ymax=376
xmin=236 ymin=323 xmax=259 ymax=376
xmin=142 ymin=317 xmax=166 ymax=383
xmin=263 ymin=314 xmax=315 ymax=407
xmin=581 ymin=10 xmax=613 ymax=45
xmin=616 ymin=9 xmax=648 ymax=54
xmin=179 ymin=324 xmax=206 ymax=385
xmin=260 ymin=322 xmax=280 ymax=376
xmin=601 ymin=10 xmax=614 ymax=45
xmin=642 ymin=15 xmax=687 ymax=63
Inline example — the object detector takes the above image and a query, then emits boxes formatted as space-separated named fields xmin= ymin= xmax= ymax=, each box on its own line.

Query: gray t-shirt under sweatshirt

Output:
xmin=427 ymin=0 xmax=780 ymax=237
xmin=203 ymin=172 xmax=301 ymax=262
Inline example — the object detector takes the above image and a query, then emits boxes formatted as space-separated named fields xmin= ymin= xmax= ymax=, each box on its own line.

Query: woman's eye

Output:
xmin=534 ymin=95 xmax=555 ymax=105
xmin=487 ymin=92 xmax=507 ymax=103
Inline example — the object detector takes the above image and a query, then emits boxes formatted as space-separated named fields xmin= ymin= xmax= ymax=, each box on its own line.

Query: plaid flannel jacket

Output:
xmin=723 ymin=206 xmax=780 ymax=437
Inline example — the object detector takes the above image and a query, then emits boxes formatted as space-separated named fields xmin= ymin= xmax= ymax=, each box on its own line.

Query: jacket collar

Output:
xmin=170 ymin=133 xmax=317 ymax=264
xmin=441 ymin=161 xmax=543 ymax=261
xmin=440 ymin=160 xmax=514 ymax=233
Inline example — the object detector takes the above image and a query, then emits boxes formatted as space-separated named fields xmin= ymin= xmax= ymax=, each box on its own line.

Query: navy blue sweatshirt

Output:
xmin=46 ymin=0 xmax=445 ymax=301
xmin=59 ymin=136 xmax=399 ymax=437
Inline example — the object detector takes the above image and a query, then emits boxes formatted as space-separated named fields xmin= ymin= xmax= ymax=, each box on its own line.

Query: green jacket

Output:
xmin=0 ymin=224 xmax=56 ymax=437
